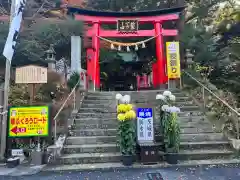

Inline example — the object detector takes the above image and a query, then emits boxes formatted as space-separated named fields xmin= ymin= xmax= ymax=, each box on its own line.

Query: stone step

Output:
xmin=116 ymin=89 xmax=182 ymax=94
xmin=156 ymin=111 xmax=204 ymax=118
xmin=87 ymin=92 xmax=116 ymax=96
xmin=78 ymin=108 xmax=116 ymax=113
xmin=87 ymin=91 xmax=184 ymax=97
xmin=117 ymin=89 xmax=182 ymax=93
xmin=180 ymin=141 xmax=231 ymax=150
xmin=60 ymin=152 xmax=121 ymax=164
xmin=81 ymin=101 xmax=196 ymax=108
xmin=63 ymin=140 xmax=231 ymax=154
xmin=83 ymin=96 xmax=190 ymax=103
xmin=78 ymin=106 xmax=199 ymax=113
xmin=74 ymin=123 xmax=117 ymax=130
xmin=178 ymin=149 xmax=234 ymax=161
xmin=178 ymin=116 xmax=207 ymax=123
xmin=74 ymin=117 xmax=116 ymax=124
xmin=71 ymin=128 xmax=117 ymax=136
xmin=177 ymin=111 xmax=204 ymax=117
xmin=180 ymin=127 xmax=216 ymax=134
xmin=66 ymin=136 xmax=116 ymax=145
xmin=76 ymin=112 xmax=117 ymax=118
xmin=77 ymin=111 xmax=203 ymax=119
xmin=85 ymin=96 xmax=115 ymax=100
xmin=177 ymin=106 xmax=200 ymax=111
xmin=179 ymin=120 xmax=211 ymax=128
xmin=180 ymin=133 xmax=225 ymax=142
xmin=61 ymin=148 xmax=233 ymax=165
xmin=82 ymin=103 xmax=117 ymax=108
xmin=74 ymin=115 xmax=205 ymax=123
xmin=63 ymin=143 xmax=119 ymax=154
xmin=74 ymin=119 xmax=211 ymax=130
xmin=134 ymin=97 xmax=191 ymax=103
xmin=154 ymin=126 xmax=215 ymax=134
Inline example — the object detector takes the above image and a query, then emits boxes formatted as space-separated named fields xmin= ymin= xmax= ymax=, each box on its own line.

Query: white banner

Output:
xmin=71 ymin=36 xmax=81 ymax=73
xmin=3 ymin=0 xmax=26 ymax=62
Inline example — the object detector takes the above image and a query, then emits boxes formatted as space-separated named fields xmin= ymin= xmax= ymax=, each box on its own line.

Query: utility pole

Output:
xmin=0 ymin=0 xmax=16 ymax=160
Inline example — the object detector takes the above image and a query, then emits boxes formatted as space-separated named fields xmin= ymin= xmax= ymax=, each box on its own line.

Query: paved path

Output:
xmin=1 ymin=165 xmax=240 ymax=179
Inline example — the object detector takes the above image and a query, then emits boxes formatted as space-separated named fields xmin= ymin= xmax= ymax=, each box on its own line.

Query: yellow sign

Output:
xmin=8 ymin=106 xmax=49 ymax=137
xmin=166 ymin=42 xmax=181 ymax=79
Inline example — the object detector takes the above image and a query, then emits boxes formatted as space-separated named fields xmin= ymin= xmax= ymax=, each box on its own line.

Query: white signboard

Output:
xmin=3 ymin=0 xmax=26 ymax=62
xmin=15 ymin=65 xmax=47 ymax=84
xmin=11 ymin=149 xmax=24 ymax=156
xmin=71 ymin=36 xmax=82 ymax=73
xmin=137 ymin=108 xmax=154 ymax=142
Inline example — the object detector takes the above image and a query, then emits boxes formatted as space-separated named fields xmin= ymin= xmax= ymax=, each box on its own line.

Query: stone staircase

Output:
xmin=55 ymin=89 xmax=237 ymax=169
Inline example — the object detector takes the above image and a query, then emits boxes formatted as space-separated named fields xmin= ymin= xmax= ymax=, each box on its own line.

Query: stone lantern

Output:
xmin=185 ymin=49 xmax=194 ymax=68
xmin=45 ymin=44 xmax=56 ymax=71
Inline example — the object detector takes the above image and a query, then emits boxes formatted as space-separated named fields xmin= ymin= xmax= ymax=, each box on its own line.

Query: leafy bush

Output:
xmin=163 ymin=112 xmax=180 ymax=153
xmin=117 ymin=103 xmax=136 ymax=155
xmin=67 ymin=72 xmax=80 ymax=90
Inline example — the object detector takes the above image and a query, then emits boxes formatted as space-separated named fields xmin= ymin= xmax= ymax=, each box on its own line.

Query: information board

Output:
xmin=137 ymin=108 xmax=154 ymax=142
xmin=166 ymin=41 xmax=181 ymax=79
xmin=8 ymin=106 xmax=49 ymax=137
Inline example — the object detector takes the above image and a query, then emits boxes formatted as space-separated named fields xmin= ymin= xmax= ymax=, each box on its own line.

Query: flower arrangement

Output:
xmin=162 ymin=106 xmax=181 ymax=153
xmin=156 ymin=91 xmax=176 ymax=133
xmin=156 ymin=91 xmax=181 ymax=164
xmin=116 ymin=94 xmax=136 ymax=165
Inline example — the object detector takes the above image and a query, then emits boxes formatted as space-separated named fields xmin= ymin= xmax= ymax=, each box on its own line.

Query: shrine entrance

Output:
xmin=67 ymin=7 xmax=185 ymax=91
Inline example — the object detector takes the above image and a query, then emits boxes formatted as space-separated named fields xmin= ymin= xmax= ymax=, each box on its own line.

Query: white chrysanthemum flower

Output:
xmin=168 ymin=106 xmax=181 ymax=113
xmin=120 ymin=96 xmax=125 ymax=103
xmin=115 ymin=93 xmax=122 ymax=100
xmin=169 ymin=94 xmax=176 ymax=101
xmin=161 ymin=105 xmax=169 ymax=111
xmin=156 ymin=94 xmax=165 ymax=100
xmin=163 ymin=90 xmax=172 ymax=97
xmin=120 ymin=95 xmax=131 ymax=104
xmin=123 ymin=95 xmax=131 ymax=104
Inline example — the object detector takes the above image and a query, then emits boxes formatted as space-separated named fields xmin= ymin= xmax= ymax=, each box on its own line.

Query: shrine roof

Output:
xmin=67 ymin=6 xmax=185 ymax=17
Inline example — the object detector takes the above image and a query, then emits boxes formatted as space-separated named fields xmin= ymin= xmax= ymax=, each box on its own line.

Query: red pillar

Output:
xmin=154 ymin=22 xmax=166 ymax=86
xmin=152 ymin=62 xmax=158 ymax=88
xmin=86 ymin=48 xmax=94 ymax=81
xmin=92 ymin=22 xmax=100 ymax=89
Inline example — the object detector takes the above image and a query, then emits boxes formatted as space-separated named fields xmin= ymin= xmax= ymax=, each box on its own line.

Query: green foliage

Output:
xmin=67 ymin=72 xmax=80 ymax=89
xmin=163 ymin=112 xmax=180 ymax=153
xmin=0 ymin=20 xmax=83 ymax=67
xmin=9 ymin=84 xmax=29 ymax=106
xmin=117 ymin=120 xmax=136 ymax=155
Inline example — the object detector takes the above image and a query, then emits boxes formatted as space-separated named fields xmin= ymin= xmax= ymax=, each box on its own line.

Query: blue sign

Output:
xmin=137 ymin=108 xmax=153 ymax=118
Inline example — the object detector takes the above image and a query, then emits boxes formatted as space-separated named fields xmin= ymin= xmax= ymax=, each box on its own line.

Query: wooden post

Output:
xmin=29 ymin=84 xmax=36 ymax=105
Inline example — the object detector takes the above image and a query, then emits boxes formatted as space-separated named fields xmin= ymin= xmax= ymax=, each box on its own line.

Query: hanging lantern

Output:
xmin=111 ymin=44 xmax=115 ymax=49
xmin=135 ymin=44 xmax=138 ymax=51
xmin=127 ymin=46 xmax=130 ymax=52
xmin=142 ymin=42 xmax=146 ymax=48
xmin=118 ymin=45 xmax=121 ymax=51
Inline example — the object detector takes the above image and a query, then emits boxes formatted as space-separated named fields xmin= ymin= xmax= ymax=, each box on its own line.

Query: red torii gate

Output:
xmin=67 ymin=7 xmax=185 ymax=90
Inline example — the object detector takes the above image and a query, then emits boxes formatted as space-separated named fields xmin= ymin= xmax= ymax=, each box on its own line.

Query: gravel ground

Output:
xmin=1 ymin=165 xmax=240 ymax=180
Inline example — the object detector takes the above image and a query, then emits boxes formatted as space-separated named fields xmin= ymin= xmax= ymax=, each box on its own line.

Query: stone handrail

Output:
xmin=182 ymin=70 xmax=240 ymax=139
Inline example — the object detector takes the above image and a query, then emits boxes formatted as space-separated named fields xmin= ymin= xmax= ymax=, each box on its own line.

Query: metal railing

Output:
xmin=182 ymin=71 xmax=240 ymax=139
xmin=53 ymin=80 xmax=83 ymax=141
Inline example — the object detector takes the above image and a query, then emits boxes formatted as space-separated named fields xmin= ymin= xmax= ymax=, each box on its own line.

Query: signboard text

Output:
xmin=8 ymin=106 xmax=49 ymax=137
